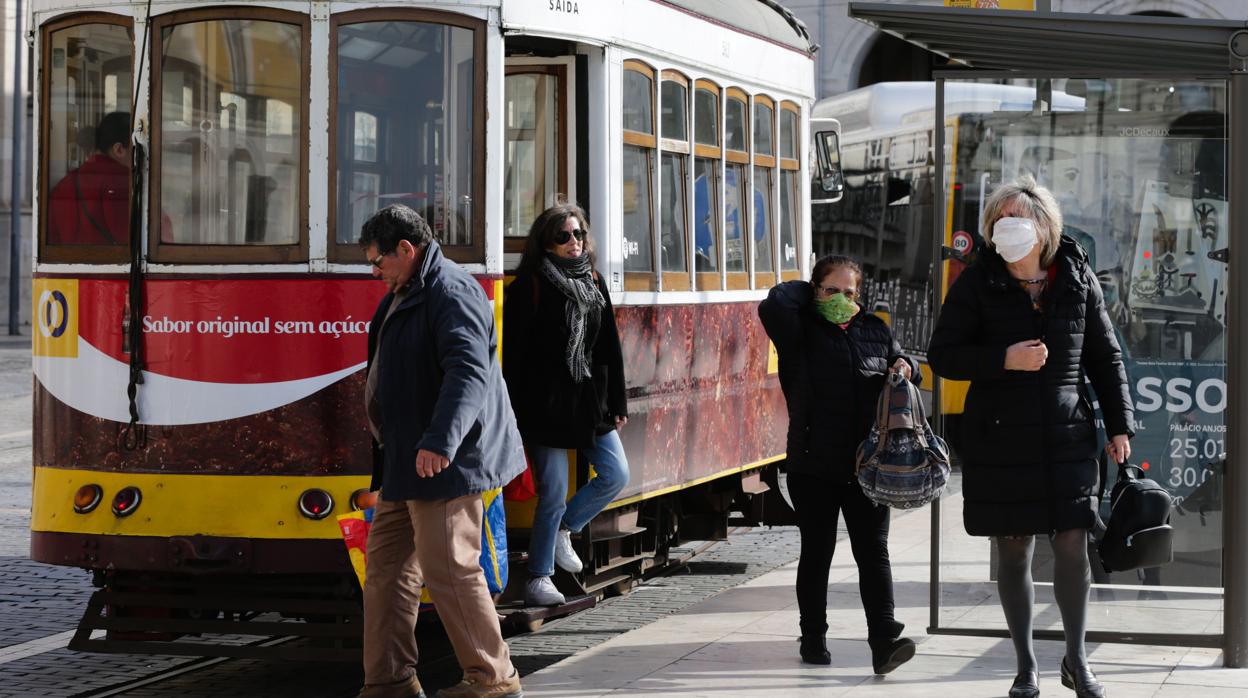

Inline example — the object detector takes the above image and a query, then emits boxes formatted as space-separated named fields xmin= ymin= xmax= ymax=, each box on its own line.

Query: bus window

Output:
xmin=779 ymin=102 xmax=801 ymax=278
xmin=693 ymin=79 xmax=722 ymax=289
xmin=660 ymin=71 xmax=690 ymax=291
xmin=724 ymin=88 xmax=749 ymax=288
xmin=332 ymin=12 xmax=484 ymax=263
xmin=40 ymin=17 xmax=133 ymax=264
xmin=622 ymin=61 xmax=656 ymax=290
xmin=152 ymin=11 xmax=308 ymax=263
xmin=752 ymin=96 xmax=776 ymax=289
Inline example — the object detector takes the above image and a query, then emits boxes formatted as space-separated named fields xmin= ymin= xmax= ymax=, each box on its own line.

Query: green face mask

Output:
xmin=815 ymin=292 xmax=859 ymax=324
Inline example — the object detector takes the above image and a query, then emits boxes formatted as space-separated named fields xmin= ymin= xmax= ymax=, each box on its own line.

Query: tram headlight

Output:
xmin=298 ymin=489 xmax=334 ymax=520
xmin=73 ymin=484 xmax=103 ymax=514
xmin=350 ymin=489 xmax=377 ymax=512
xmin=111 ymin=486 xmax=142 ymax=517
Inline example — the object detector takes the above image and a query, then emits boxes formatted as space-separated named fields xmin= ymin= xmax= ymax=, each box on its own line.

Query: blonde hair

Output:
xmin=981 ymin=175 xmax=1063 ymax=267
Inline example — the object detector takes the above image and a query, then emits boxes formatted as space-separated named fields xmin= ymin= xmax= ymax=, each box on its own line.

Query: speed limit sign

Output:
xmin=951 ymin=230 xmax=973 ymax=255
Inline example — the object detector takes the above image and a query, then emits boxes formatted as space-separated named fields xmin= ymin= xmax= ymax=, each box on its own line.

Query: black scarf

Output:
xmin=539 ymin=253 xmax=605 ymax=382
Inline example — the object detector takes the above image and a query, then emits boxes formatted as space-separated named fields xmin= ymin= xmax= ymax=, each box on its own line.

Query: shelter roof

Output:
xmin=848 ymin=3 xmax=1247 ymax=75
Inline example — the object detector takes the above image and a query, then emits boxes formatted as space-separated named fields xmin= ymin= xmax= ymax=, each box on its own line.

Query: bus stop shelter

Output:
xmin=847 ymin=3 xmax=1248 ymax=667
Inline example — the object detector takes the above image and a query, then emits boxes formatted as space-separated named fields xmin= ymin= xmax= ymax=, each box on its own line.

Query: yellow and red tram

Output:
xmin=28 ymin=0 xmax=820 ymax=652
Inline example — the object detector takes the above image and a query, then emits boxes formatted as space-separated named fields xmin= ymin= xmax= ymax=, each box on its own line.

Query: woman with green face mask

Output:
xmin=758 ymin=255 xmax=918 ymax=676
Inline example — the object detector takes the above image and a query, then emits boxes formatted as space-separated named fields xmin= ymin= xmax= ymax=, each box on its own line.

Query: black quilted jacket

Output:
xmin=927 ymin=236 xmax=1135 ymax=536
xmin=759 ymin=280 xmax=917 ymax=484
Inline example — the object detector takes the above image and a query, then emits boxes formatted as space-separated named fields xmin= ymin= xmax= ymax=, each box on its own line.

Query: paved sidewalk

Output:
xmin=522 ymin=490 xmax=1247 ymax=698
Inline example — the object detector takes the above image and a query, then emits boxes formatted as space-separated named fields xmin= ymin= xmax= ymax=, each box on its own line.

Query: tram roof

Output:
xmin=661 ymin=0 xmax=814 ymax=53
xmin=847 ymin=3 xmax=1245 ymax=75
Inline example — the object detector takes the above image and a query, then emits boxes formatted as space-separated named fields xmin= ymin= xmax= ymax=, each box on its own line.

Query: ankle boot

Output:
xmin=1061 ymin=657 xmax=1105 ymax=698
xmin=798 ymin=635 xmax=831 ymax=665
xmin=868 ymin=636 xmax=916 ymax=674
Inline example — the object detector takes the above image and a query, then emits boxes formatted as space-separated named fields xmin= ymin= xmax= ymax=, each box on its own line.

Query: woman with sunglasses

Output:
xmin=758 ymin=254 xmax=917 ymax=674
xmin=502 ymin=203 xmax=629 ymax=607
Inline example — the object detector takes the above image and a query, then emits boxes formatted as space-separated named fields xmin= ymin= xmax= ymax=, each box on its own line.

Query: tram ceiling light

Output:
xmin=111 ymin=487 xmax=142 ymax=517
xmin=298 ymin=489 xmax=334 ymax=520
xmin=73 ymin=484 xmax=103 ymax=514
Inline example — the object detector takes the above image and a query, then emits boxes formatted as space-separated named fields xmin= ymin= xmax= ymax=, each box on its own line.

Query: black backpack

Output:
xmin=1096 ymin=453 xmax=1174 ymax=573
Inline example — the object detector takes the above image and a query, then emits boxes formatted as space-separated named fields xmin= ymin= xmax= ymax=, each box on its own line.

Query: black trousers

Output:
xmin=787 ymin=471 xmax=901 ymax=640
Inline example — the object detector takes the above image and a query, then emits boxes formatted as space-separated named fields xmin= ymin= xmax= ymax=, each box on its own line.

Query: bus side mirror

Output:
xmin=813 ymin=129 xmax=844 ymax=203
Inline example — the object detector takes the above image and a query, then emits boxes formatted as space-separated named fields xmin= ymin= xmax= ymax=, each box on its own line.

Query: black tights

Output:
xmin=996 ymin=530 xmax=1091 ymax=673
xmin=787 ymin=472 xmax=901 ymax=640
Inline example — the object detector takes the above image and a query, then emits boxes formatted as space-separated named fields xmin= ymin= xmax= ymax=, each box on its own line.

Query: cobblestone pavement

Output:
xmin=0 ymin=335 xmax=814 ymax=696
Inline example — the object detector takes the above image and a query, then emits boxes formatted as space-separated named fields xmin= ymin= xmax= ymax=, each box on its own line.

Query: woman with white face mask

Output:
xmin=927 ymin=176 xmax=1135 ymax=698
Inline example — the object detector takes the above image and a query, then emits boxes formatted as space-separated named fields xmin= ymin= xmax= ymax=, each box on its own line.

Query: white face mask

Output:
xmin=992 ymin=217 xmax=1037 ymax=263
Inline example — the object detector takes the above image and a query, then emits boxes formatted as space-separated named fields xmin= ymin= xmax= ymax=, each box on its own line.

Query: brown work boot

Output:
xmin=357 ymin=674 xmax=426 ymax=698
xmin=435 ymin=668 xmax=523 ymax=698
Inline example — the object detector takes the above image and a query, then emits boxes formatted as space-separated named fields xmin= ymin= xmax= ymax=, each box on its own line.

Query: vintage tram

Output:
xmin=28 ymin=0 xmax=821 ymax=655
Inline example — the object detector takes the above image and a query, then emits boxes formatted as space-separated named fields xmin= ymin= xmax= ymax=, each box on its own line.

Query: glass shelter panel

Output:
xmin=937 ymin=77 xmax=1226 ymax=638
xmin=44 ymin=22 xmax=133 ymax=248
xmin=160 ymin=19 xmax=301 ymax=246
xmin=336 ymin=20 xmax=476 ymax=247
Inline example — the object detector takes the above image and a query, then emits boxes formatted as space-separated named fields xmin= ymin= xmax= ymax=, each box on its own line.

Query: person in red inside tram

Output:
xmin=502 ymin=202 xmax=629 ymax=608
xmin=358 ymin=204 xmax=525 ymax=698
xmin=46 ymin=111 xmax=131 ymax=245
xmin=758 ymin=255 xmax=918 ymax=675
xmin=927 ymin=176 xmax=1135 ymax=698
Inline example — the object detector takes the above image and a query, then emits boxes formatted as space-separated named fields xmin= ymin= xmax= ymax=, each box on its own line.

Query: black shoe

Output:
xmin=868 ymin=636 xmax=916 ymax=674
xmin=1061 ymin=657 xmax=1106 ymax=698
xmin=1009 ymin=670 xmax=1039 ymax=698
xmin=799 ymin=635 xmax=831 ymax=665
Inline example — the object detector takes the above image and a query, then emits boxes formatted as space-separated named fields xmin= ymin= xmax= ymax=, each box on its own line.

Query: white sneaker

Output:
xmin=554 ymin=529 xmax=583 ymax=573
xmin=524 ymin=576 xmax=565 ymax=607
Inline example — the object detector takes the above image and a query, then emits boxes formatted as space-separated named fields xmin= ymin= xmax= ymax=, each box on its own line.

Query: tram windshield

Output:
xmin=42 ymin=20 xmax=133 ymax=251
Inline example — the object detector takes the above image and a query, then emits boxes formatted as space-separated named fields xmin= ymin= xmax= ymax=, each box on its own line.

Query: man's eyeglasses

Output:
xmin=819 ymin=286 xmax=858 ymax=300
xmin=369 ymin=251 xmax=393 ymax=269
xmin=553 ymin=228 xmax=587 ymax=245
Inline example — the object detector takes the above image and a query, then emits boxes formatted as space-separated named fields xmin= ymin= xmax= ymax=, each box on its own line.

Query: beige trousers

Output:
xmin=362 ymin=495 xmax=513 ymax=686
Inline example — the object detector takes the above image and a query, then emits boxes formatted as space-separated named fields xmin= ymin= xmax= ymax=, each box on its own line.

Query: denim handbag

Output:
xmin=855 ymin=372 xmax=950 ymax=509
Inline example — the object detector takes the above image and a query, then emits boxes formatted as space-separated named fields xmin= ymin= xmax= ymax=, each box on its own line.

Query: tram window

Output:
xmin=622 ymin=61 xmax=657 ymax=290
xmin=661 ymin=79 xmax=688 ymax=142
xmin=504 ymin=70 xmax=562 ymax=244
xmin=660 ymin=153 xmax=689 ymax=278
xmin=779 ymin=102 xmax=801 ymax=278
xmin=779 ymin=171 xmax=799 ymax=273
xmin=692 ymin=81 xmax=722 ymax=289
xmin=332 ymin=14 xmax=484 ymax=263
xmin=694 ymin=157 xmax=720 ymax=276
xmin=39 ymin=18 xmax=133 ymax=263
xmin=622 ymin=145 xmax=654 ymax=279
xmin=754 ymin=101 xmax=774 ymax=157
xmin=623 ymin=68 xmax=653 ymax=136
xmin=752 ymin=97 xmax=777 ymax=288
xmin=724 ymin=163 xmax=748 ymax=278
xmin=724 ymin=88 xmax=750 ymax=289
xmin=152 ymin=12 xmax=308 ymax=262
xmin=753 ymin=166 xmax=775 ymax=282
xmin=725 ymin=96 xmax=747 ymax=152
xmin=694 ymin=86 xmax=719 ymax=148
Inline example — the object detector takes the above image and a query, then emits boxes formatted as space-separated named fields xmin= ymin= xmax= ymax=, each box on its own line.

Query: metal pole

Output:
xmin=8 ymin=0 xmax=23 ymax=336
xmin=1225 ymin=70 xmax=1248 ymax=668
xmin=928 ymin=76 xmax=945 ymax=634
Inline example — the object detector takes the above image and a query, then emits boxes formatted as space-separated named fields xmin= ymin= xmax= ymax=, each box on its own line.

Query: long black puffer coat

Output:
xmin=759 ymin=280 xmax=918 ymax=484
xmin=502 ymin=268 xmax=627 ymax=450
xmin=927 ymin=236 xmax=1135 ymax=536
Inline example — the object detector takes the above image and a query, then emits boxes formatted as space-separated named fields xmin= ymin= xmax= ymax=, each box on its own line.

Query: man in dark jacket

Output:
xmin=358 ymin=205 xmax=525 ymax=698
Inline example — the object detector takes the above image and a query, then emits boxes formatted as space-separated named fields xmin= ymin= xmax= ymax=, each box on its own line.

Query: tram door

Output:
xmin=503 ymin=61 xmax=572 ymax=255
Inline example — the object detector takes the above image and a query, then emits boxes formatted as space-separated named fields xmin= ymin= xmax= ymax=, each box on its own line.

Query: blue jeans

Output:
xmin=527 ymin=430 xmax=630 ymax=578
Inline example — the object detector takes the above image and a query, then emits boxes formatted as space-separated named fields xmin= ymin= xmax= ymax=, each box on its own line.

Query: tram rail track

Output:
xmin=64 ymin=528 xmax=748 ymax=697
